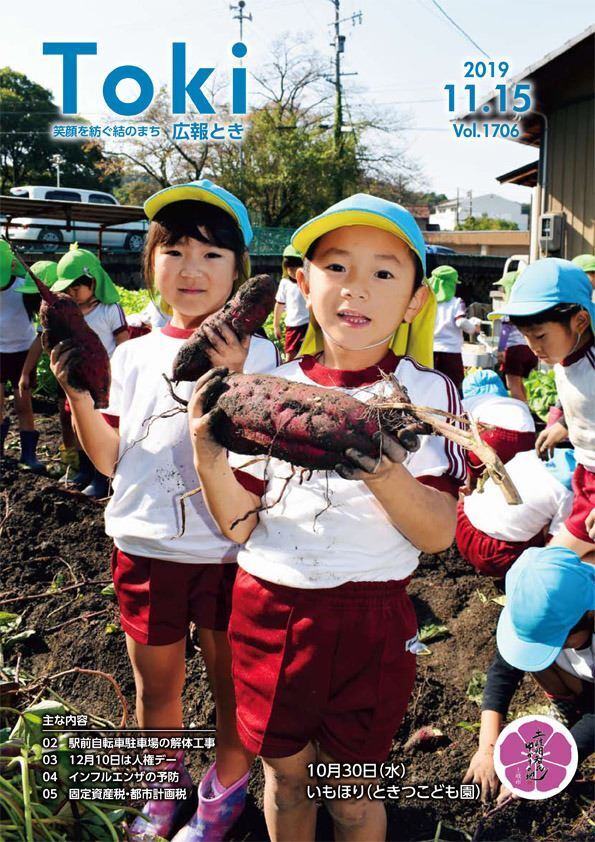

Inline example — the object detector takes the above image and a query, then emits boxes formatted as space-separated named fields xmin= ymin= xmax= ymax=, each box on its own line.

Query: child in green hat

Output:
xmin=0 ymin=241 xmax=46 ymax=473
xmin=273 ymin=244 xmax=308 ymax=361
xmin=52 ymin=247 xmax=130 ymax=497
xmin=429 ymin=264 xmax=481 ymax=392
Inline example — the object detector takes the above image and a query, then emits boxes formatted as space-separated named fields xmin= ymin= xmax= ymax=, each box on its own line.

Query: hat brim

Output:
xmin=496 ymin=607 xmax=563 ymax=672
xmin=13 ymin=281 xmax=40 ymax=294
xmin=292 ymin=209 xmax=425 ymax=271
xmin=52 ymin=277 xmax=77 ymax=293
xmin=145 ymin=185 xmax=242 ymax=228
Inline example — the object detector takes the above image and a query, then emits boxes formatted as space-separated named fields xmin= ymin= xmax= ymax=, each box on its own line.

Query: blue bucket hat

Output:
xmin=497 ymin=546 xmax=595 ymax=672
xmin=292 ymin=193 xmax=426 ymax=276
xmin=499 ymin=258 xmax=595 ymax=323
xmin=144 ymin=179 xmax=253 ymax=248
xmin=462 ymin=369 xmax=507 ymax=399
xmin=543 ymin=448 xmax=576 ymax=490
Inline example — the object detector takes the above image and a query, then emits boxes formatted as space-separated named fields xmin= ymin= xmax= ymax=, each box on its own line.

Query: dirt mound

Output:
xmin=1 ymin=404 xmax=592 ymax=841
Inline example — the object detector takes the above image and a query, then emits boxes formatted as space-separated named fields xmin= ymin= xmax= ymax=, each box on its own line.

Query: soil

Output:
xmin=1 ymin=400 xmax=593 ymax=842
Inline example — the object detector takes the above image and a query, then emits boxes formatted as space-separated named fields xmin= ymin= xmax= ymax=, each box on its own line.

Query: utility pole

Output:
xmin=230 ymin=0 xmax=252 ymax=42
xmin=327 ymin=1 xmax=362 ymax=202
xmin=230 ymin=1 xmax=252 ymax=198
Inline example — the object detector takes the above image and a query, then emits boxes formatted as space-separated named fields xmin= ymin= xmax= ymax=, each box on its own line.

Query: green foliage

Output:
xmin=455 ymin=216 xmax=519 ymax=231
xmin=418 ymin=624 xmax=449 ymax=644
xmin=524 ymin=369 xmax=558 ymax=421
xmin=466 ymin=671 xmax=487 ymax=706
xmin=114 ymin=285 xmax=151 ymax=316
xmin=0 ymin=67 xmax=118 ymax=194
xmin=33 ymin=352 xmax=60 ymax=400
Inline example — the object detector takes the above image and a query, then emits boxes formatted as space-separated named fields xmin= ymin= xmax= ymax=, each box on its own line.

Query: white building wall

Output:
xmin=429 ymin=194 xmax=528 ymax=231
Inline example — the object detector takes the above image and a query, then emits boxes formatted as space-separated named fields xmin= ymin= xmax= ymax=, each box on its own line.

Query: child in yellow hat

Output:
xmin=189 ymin=193 xmax=467 ymax=842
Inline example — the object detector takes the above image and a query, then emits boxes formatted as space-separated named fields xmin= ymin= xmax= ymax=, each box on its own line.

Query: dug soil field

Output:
xmin=1 ymin=403 xmax=593 ymax=842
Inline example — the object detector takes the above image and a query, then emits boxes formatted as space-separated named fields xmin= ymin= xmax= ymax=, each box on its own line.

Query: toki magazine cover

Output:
xmin=0 ymin=2 xmax=593 ymax=841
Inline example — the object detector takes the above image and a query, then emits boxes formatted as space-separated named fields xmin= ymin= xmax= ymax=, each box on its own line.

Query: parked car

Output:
xmin=6 ymin=186 xmax=147 ymax=252
xmin=425 ymin=244 xmax=458 ymax=255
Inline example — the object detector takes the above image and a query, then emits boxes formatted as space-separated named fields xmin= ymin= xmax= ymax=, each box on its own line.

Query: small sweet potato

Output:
xmin=173 ymin=274 xmax=277 ymax=381
xmin=202 ymin=372 xmax=428 ymax=471
xmin=32 ymin=275 xmax=111 ymax=409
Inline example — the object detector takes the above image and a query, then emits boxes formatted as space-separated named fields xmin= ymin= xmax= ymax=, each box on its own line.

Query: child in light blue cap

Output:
xmin=464 ymin=545 xmax=594 ymax=802
xmin=500 ymin=258 xmax=595 ymax=558
xmin=461 ymin=369 xmax=536 ymax=486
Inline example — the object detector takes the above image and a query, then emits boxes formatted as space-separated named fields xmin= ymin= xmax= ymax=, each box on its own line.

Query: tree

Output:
xmin=0 ymin=67 xmax=118 ymax=194
xmin=456 ymin=216 xmax=519 ymax=231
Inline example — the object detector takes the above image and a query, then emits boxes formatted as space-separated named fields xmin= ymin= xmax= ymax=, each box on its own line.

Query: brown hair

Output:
xmin=143 ymin=200 xmax=248 ymax=299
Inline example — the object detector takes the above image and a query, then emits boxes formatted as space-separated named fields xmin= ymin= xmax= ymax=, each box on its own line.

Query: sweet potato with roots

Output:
xmin=172 ymin=274 xmax=277 ymax=381
xmin=31 ymin=273 xmax=111 ymax=409
xmin=201 ymin=371 xmax=429 ymax=471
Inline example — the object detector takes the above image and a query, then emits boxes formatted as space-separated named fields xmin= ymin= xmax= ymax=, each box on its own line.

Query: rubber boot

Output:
xmin=70 ymin=450 xmax=95 ymax=487
xmin=18 ymin=430 xmax=46 ymax=474
xmin=171 ymin=763 xmax=250 ymax=842
xmin=128 ymin=751 xmax=193 ymax=842
xmin=0 ymin=417 xmax=10 ymax=457
xmin=82 ymin=471 xmax=111 ymax=499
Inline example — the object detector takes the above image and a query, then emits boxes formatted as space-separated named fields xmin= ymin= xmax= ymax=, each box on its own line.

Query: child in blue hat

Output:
xmin=189 ymin=193 xmax=467 ymax=842
xmin=500 ymin=258 xmax=595 ymax=557
xmin=464 ymin=545 xmax=594 ymax=803
xmin=461 ymin=369 xmax=536 ymax=486
xmin=50 ymin=180 xmax=279 ymax=842
xmin=457 ymin=447 xmax=575 ymax=577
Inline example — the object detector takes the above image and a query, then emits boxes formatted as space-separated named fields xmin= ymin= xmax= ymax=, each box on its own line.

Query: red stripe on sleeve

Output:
xmin=417 ymin=474 xmax=462 ymax=499
xmin=235 ymin=469 xmax=266 ymax=497
xmin=102 ymin=413 xmax=120 ymax=429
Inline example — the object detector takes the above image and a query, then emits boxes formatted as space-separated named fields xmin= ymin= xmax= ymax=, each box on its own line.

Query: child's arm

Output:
xmin=50 ymin=341 xmax=120 ymax=475
xmin=114 ymin=329 xmax=129 ymax=346
xmin=273 ymin=301 xmax=285 ymax=341
xmin=18 ymin=335 xmax=43 ymax=395
xmin=188 ymin=367 xmax=262 ymax=543
xmin=338 ymin=444 xmax=457 ymax=552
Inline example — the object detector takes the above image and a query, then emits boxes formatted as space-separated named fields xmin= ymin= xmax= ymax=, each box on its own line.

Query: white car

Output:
xmin=6 ymin=186 xmax=147 ymax=252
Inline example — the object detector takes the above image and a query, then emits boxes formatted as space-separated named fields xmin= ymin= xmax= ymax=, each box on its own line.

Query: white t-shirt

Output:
xmin=433 ymin=297 xmax=467 ymax=353
xmin=84 ymin=303 xmax=128 ymax=357
xmin=463 ymin=450 xmax=573 ymax=541
xmin=0 ymin=277 xmax=37 ymax=353
xmin=231 ymin=352 xmax=466 ymax=588
xmin=554 ymin=343 xmax=595 ymax=470
xmin=104 ymin=325 xmax=279 ymax=562
xmin=555 ymin=634 xmax=594 ymax=683
xmin=463 ymin=394 xmax=535 ymax=433
xmin=275 ymin=277 xmax=309 ymax=327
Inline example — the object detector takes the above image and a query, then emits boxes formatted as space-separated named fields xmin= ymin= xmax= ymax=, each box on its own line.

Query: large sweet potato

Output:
xmin=172 ymin=274 xmax=276 ymax=381
xmin=32 ymin=275 xmax=111 ymax=409
xmin=202 ymin=372 xmax=428 ymax=471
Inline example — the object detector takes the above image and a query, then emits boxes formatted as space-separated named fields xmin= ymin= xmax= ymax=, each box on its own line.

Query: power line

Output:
xmin=427 ymin=0 xmax=491 ymax=58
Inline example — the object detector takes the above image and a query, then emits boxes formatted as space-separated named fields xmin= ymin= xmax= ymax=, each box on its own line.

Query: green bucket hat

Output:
xmin=492 ymin=270 xmax=520 ymax=304
xmin=429 ymin=265 xmax=459 ymax=303
xmin=15 ymin=261 xmax=58 ymax=294
xmin=572 ymin=254 xmax=595 ymax=274
xmin=283 ymin=244 xmax=302 ymax=260
xmin=53 ymin=247 xmax=120 ymax=304
xmin=0 ymin=239 xmax=32 ymax=290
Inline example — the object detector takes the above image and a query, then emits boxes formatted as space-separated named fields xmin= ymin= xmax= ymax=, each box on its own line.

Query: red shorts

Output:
xmin=229 ymin=568 xmax=417 ymax=763
xmin=284 ymin=323 xmax=308 ymax=358
xmin=0 ymin=350 xmax=36 ymax=387
xmin=565 ymin=465 xmax=595 ymax=546
xmin=111 ymin=547 xmax=237 ymax=645
xmin=502 ymin=345 xmax=538 ymax=378
xmin=456 ymin=501 xmax=545 ymax=577
xmin=433 ymin=352 xmax=464 ymax=392
xmin=467 ymin=427 xmax=536 ymax=480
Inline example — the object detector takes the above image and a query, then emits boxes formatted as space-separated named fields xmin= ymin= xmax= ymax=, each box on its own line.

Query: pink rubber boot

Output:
xmin=128 ymin=751 xmax=193 ymax=841
xmin=171 ymin=763 xmax=250 ymax=842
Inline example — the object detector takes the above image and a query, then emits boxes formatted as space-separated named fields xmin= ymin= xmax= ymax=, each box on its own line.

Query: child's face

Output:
xmin=297 ymin=226 xmax=424 ymax=353
xmin=66 ymin=279 xmax=95 ymax=306
xmin=519 ymin=310 xmax=591 ymax=365
xmin=153 ymin=232 xmax=237 ymax=318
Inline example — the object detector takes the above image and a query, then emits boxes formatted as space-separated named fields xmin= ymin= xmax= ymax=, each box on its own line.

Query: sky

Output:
xmin=2 ymin=0 xmax=593 ymax=206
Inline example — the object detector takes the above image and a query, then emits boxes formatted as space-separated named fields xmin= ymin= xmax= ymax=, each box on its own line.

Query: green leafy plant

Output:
xmin=113 ymin=286 xmax=151 ymax=316
xmin=466 ymin=671 xmax=487 ymax=706
xmin=418 ymin=624 xmax=449 ymax=644
xmin=524 ymin=369 xmax=558 ymax=422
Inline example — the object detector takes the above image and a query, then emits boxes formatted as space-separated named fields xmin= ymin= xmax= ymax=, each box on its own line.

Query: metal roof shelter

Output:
xmin=0 ymin=195 xmax=147 ymax=257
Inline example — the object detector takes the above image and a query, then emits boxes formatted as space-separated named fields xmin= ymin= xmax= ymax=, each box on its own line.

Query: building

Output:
xmin=462 ymin=26 xmax=594 ymax=261
xmin=429 ymin=194 xmax=528 ymax=231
